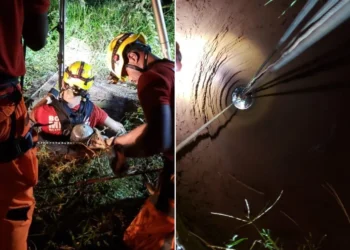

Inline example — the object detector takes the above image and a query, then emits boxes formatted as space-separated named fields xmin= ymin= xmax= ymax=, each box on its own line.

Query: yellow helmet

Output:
xmin=63 ymin=61 xmax=94 ymax=91
xmin=106 ymin=33 xmax=147 ymax=82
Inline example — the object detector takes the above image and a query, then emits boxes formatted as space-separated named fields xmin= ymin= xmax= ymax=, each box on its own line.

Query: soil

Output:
xmin=176 ymin=0 xmax=350 ymax=249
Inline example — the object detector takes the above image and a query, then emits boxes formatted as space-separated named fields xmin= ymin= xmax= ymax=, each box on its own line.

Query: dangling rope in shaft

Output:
xmin=243 ymin=0 xmax=319 ymax=94
xmin=176 ymin=103 xmax=233 ymax=153
xmin=245 ymin=0 xmax=349 ymax=94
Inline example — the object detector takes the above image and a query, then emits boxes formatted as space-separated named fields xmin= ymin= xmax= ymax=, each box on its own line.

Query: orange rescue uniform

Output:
xmin=0 ymin=0 xmax=49 ymax=249
xmin=124 ymin=196 xmax=174 ymax=250
xmin=0 ymin=85 xmax=39 ymax=250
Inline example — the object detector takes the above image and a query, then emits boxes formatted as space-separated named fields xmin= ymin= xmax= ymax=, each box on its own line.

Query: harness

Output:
xmin=0 ymin=77 xmax=35 ymax=163
xmin=49 ymin=96 xmax=94 ymax=136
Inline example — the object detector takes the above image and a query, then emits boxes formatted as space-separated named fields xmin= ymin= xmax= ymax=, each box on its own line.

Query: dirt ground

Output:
xmin=176 ymin=0 xmax=350 ymax=249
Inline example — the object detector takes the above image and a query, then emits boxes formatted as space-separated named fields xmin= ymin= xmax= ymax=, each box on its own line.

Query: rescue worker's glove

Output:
xmin=107 ymin=144 xmax=128 ymax=175
xmin=87 ymin=128 xmax=109 ymax=149
xmin=115 ymin=125 xmax=127 ymax=137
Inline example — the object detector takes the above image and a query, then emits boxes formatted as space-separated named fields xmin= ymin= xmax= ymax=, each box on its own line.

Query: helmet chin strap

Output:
xmin=60 ymin=84 xmax=88 ymax=103
xmin=125 ymin=49 xmax=149 ymax=73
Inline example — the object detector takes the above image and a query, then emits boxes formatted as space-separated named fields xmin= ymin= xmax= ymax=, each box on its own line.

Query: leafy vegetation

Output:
xmin=24 ymin=0 xmax=174 ymax=88
xmin=225 ymin=235 xmax=248 ymax=249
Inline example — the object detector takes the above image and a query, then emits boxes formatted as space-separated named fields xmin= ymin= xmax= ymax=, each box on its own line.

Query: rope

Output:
xmin=176 ymin=103 xmax=234 ymax=153
xmin=36 ymin=167 xmax=163 ymax=190
xmin=243 ymin=0 xmax=319 ymax=94
xmin=244 ymin=0 xmax=348 ymax=94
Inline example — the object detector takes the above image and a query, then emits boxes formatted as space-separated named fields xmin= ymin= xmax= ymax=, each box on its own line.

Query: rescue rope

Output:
xmin=35 ymin=167 xmax=163 ymax=190
xmin=244 ymin=0 xmax=348 ymax=94
xmin=37 ymin=140 xmax=78 ymax=145
xmin=243 ymin=0 xmax=319 ymax=94
xmin=176 ymin=103 xmax=233 ymax=153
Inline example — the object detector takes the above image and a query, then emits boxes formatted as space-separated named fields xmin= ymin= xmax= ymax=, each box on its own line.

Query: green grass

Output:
xmin=24 ymin=0 xmax=174 ymax=88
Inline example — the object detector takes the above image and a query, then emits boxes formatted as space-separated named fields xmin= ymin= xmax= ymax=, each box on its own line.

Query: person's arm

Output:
xmin=23 ymin=1 xmax=50 ymax=51
xmin=112 ymin=74 xmax=173 ymax=157
xmin=144 ymin=104 xmax=172 ymax=151
xmin=29 ymin=92 xmax=54 ymax=123
xmin=103 ymin=116 xmax=126 ymax=136
xmin=113 ymin=104 xmax=172 ymax=157
xmin=111 ymin=123 xmax=147 ymax=145
xmin=109 ymin=104 xmax=172 ymax=175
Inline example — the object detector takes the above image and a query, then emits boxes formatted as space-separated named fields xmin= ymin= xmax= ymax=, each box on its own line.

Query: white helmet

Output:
xmin=70 ymin=124 xmax=94 ymax=142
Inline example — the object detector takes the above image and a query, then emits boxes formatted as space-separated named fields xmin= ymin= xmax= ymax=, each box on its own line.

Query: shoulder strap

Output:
xmin=82 ymin=99 xmax=94 ymax=120
xmin=76 ymin=98 xmax=93 ymax=123
xmin=65 ymin=98 xmax=94 ymax=125
xmin=49 ymin=97 xmax=94 ymax=134
xmin=49 ymin=98 xmax=73 ymax=135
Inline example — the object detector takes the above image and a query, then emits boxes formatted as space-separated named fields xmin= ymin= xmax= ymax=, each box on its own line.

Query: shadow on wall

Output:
xmin=189 ymin=32 xmax=244 ymax=124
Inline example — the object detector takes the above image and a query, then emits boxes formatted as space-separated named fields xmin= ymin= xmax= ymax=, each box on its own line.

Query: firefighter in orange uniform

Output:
xmin=0 ymin=0 xmax=50 ymax=249
xmin=105 ymin=33 xmax=175 ymax=249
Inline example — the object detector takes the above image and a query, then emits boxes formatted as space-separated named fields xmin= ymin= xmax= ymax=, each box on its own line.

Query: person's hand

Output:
xmin=115 ymin=124 xmax=127 ymax=136
xmin=104 ymin=134 xmax=126 ymax=147
xmin=107 ymin=144 xmax=128 ymax=175
xmin=87 ymin=128 xmax=109 ymax=149
xmin=105 ymin=136 xmax=116 ymax=147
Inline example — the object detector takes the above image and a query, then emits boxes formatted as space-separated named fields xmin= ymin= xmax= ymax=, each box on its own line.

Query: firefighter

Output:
xmin=0 ymin=0 xmax=50 ymax=249
xmin=31 ymin=61 xmax=126 ymax=140
xmin=103 ymin=32 xmax=174 ymax=249
xmin=104 ymin=33 xmax=174 ymax=164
